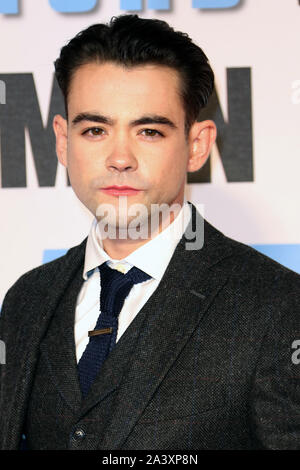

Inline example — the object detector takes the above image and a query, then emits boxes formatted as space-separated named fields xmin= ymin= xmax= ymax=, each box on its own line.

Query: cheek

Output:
xmin=146 ymin=140 xmax=187 ymax=173
xmin=144 ymin=152 xmax=187 ymax=201
xmin=67 ymin=142 xmax=97 ymax=180
xmin=159 ymin=146 xmax=188 ymax=181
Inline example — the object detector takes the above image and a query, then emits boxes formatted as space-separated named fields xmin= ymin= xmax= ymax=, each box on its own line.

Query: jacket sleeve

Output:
xmin=249 ymin=283 xmax=300 ymax=449
xmin=0 ymin=285 xmax=13 ymax=425
xmin=0 ymin=277 xmax=31 ymax=450
xmin=0 ymin=286 xmax=12 ymax=392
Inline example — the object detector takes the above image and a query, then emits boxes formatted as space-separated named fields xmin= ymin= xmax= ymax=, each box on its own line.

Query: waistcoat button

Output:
xmin=73 ymin=429 xmax=86 ymax=440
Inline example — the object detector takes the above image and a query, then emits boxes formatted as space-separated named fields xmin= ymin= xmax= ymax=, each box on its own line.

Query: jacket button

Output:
xmin=73 ymin=429 xmax=86 ymax=441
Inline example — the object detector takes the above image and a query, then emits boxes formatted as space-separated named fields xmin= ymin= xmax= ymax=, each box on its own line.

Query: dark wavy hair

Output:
xmin=54 ymin=14 xmax=214 ymax=135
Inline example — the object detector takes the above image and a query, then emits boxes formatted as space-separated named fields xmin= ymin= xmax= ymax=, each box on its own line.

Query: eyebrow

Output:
xmin=71 ymin=112 xmax=178 ymax=130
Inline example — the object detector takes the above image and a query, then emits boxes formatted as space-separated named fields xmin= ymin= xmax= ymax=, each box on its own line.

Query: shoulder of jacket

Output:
xmin=3 ymin=238 xmax=87 ymax=300
xmin=220 ymin=231 xmax=300 ymax=292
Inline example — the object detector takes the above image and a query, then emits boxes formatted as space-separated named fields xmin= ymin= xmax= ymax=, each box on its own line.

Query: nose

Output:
xmin=106 ymin=133 xmax=138 ymax=173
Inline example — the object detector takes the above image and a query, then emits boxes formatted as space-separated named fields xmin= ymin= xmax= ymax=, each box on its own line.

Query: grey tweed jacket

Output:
xmin=1 ymin=203 xmax=300 ymax=450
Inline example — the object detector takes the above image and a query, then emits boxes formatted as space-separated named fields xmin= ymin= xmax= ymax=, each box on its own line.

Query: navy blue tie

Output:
xmin=78 ymin=262 xmax=151 ymax=398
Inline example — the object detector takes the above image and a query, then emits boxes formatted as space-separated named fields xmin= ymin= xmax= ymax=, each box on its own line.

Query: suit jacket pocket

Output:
xmin=137 ymin=378 xmax=227 ymax=424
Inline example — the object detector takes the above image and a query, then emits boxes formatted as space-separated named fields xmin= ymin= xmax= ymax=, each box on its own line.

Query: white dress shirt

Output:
xmin=74 ymin=201 xmax=191 ymax=363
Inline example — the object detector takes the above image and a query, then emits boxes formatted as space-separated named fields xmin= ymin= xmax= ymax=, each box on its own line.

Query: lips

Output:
xmin=100 ymin=186 xmax=142 ymax=196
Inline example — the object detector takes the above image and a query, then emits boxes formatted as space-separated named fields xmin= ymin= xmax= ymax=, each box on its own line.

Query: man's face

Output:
xmin=54 ymin=62 xmax=213 ymax=231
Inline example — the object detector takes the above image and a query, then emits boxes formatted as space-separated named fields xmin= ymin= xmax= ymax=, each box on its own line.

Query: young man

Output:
xmin=0 ymin=14 xmax=300 ymax=450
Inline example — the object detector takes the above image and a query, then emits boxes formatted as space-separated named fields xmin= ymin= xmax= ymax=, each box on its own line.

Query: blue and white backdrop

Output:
xmin=0 ymin=0 xmax=299 ymax=304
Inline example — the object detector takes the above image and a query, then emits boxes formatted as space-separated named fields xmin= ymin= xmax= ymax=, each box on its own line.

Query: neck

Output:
xmin=101 ymin=200 xmax=185 ymax=259
xmin=102 ymin=236 xmax=152 ymax=260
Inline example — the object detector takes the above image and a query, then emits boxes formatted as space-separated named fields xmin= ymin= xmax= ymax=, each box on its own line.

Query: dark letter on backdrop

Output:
xmin=0 ymin=74 xmax=65 ymax=188
xmin=188 ymin=67 xmax=253 ymax=184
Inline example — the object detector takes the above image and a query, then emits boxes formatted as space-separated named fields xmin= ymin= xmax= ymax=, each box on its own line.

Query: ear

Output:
xmin=53 ymin=114 xmax=68 ymax=167
xmin=187 ymin=120 xmax=217 ymax=173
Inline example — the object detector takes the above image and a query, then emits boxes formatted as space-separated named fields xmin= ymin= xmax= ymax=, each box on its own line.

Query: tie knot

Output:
xmin=99 ymin=262 xmax=151 ymax=285
xmin=99 ymin=262 xmax=151 ymax=317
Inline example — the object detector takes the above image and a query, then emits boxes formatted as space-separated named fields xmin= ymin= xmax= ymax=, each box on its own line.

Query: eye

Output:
xmin=140 ymin=129 xmax=164 ymax=138
xmin=82 ymin=127 xmax=105 ymax=137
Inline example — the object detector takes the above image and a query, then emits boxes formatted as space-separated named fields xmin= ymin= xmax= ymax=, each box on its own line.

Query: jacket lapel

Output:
xmin=39 ymin=263 xmax=84 ymax=413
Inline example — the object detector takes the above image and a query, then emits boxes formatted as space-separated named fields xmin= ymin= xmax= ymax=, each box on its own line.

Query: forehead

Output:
xmin=67 ymin=62 xmax=185 ymax=122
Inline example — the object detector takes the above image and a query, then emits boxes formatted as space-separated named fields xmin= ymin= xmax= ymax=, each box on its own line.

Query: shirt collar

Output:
xmin=83 ymin=201 xmax=191 ymax=281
